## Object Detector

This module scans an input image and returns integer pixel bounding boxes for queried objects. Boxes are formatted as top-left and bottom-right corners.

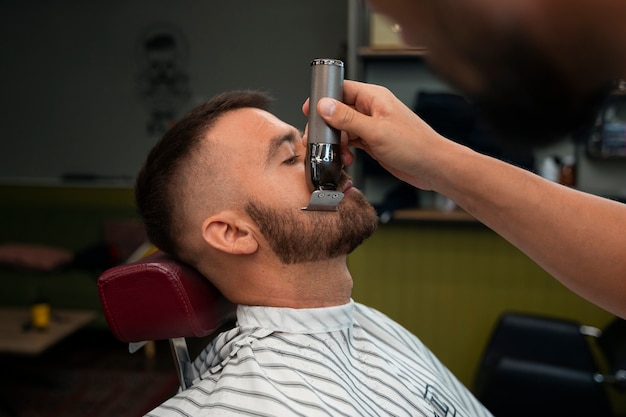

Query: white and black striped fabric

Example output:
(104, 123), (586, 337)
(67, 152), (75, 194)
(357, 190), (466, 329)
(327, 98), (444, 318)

(146, 300), (492, 417)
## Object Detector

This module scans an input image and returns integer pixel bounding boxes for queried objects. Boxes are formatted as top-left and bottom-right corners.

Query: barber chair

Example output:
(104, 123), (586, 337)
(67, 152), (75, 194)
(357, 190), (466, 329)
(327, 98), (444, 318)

(97, 251), (236, 390)
(473, 312), (626, 417)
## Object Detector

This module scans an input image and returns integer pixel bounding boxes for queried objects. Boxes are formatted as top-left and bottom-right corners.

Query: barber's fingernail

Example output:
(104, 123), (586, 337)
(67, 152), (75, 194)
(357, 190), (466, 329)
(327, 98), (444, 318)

(318, 98), (336, 117)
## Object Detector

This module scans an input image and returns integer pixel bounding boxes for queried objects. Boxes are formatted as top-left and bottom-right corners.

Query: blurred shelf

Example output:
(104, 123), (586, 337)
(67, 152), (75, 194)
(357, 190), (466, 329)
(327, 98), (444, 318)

(358, 46), (429, 59)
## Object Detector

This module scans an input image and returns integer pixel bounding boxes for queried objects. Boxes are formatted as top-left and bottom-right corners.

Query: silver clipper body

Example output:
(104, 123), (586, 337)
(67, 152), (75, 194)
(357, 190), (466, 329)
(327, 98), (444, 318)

(303, 58), (345, 211)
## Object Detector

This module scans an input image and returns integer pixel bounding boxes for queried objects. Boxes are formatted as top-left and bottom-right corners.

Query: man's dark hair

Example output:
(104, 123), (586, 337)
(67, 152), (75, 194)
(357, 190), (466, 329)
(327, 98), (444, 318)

(135, 90), (272, 259)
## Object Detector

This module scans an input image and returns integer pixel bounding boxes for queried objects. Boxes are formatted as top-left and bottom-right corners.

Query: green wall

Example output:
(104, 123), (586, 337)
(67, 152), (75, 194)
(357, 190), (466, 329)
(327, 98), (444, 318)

(348, 220), (614, 388)
(0, 185), (138, 328)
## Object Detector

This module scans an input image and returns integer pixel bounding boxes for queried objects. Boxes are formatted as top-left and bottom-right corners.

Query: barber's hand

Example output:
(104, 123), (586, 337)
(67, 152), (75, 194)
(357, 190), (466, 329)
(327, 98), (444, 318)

(302, 80), (445, 190)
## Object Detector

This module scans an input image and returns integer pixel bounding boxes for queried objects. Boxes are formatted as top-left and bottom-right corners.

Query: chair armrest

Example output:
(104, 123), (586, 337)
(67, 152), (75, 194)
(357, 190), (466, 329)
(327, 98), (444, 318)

(477, 356), (612, 417)
(481, 312), (597, 370)
(97, 251), (235, 343)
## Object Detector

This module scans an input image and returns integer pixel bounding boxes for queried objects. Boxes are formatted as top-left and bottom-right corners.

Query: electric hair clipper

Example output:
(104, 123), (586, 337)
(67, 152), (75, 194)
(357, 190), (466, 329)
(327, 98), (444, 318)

(302, 58), (345, 211)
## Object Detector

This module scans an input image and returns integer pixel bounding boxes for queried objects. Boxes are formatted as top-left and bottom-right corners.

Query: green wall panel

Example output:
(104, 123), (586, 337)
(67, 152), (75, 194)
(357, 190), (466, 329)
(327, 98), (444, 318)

(348, 221), (614, 388)
(0, 185), (138, 328)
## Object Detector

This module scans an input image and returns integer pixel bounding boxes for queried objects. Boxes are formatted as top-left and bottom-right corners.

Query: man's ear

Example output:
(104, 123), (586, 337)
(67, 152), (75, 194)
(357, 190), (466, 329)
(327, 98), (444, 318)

(201, 212), (259, 255)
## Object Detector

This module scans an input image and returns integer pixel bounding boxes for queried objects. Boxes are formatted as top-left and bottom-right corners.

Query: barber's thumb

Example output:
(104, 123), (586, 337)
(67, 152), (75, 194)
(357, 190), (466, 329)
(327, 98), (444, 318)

(318, 97), (362, 134)
(318, 97), (337, 118)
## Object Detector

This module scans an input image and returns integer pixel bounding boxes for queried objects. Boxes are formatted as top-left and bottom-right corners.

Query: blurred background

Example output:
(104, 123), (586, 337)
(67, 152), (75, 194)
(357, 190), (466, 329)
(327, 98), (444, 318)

(0, 1), (625, 416)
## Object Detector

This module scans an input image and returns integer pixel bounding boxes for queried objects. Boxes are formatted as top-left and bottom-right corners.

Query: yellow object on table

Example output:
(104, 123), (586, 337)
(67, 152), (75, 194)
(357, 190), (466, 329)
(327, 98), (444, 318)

(31, 302), (51, 330)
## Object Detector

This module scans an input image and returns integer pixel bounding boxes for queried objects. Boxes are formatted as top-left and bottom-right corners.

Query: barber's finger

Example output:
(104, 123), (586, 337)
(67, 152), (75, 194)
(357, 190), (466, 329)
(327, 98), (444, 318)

(340, 140), (354, 167)
(302, 98), (310, 116)
(301, 123), (309, 147)
(340, 80), (367, 107)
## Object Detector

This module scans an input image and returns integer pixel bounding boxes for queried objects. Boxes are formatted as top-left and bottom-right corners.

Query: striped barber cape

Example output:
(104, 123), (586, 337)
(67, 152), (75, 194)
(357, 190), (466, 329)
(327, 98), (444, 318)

(146, 300), (493, 417)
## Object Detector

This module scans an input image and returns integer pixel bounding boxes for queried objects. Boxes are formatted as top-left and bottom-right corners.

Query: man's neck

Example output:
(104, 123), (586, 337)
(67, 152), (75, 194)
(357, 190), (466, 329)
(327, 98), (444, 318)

(228, 256), (353, 309)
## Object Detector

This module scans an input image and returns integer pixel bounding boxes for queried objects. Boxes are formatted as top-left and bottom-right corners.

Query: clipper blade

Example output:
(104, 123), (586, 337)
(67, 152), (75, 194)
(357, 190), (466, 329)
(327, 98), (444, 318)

(302, 190), (345, 211)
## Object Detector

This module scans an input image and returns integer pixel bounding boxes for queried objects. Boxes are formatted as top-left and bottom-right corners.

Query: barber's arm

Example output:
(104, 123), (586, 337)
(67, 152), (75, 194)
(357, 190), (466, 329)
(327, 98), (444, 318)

(307, 79), (626, 319)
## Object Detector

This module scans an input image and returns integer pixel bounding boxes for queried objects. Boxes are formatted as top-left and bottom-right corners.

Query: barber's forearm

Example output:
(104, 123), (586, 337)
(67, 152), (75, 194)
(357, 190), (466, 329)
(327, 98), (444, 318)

(429, 143), (626, 318)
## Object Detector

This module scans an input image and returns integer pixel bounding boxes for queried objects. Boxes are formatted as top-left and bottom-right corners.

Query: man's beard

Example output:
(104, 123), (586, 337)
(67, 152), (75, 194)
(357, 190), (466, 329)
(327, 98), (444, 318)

(245, 188), (379, 264)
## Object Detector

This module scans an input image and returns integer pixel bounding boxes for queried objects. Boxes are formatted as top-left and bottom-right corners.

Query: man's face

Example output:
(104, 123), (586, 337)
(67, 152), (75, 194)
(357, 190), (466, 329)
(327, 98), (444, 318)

(208, 108), (378, 263)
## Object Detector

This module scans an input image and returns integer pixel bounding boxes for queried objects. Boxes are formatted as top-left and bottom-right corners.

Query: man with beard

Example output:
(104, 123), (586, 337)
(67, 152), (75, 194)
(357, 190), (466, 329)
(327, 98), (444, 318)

(135, 91), (493, 417)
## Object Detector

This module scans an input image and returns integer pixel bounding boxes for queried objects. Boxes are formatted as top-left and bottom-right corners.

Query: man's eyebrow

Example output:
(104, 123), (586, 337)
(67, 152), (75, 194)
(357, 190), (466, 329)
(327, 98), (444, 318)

(265, 130), (299, 167)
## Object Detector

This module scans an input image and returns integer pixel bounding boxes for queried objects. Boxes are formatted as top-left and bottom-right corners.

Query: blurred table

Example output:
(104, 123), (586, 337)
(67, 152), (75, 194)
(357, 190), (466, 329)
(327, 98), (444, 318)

(0, 308), (95, 355)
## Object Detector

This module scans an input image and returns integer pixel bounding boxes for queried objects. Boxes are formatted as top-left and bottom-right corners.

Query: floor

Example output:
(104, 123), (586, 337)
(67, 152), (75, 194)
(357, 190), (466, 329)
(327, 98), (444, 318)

(0, 327), (216, 417)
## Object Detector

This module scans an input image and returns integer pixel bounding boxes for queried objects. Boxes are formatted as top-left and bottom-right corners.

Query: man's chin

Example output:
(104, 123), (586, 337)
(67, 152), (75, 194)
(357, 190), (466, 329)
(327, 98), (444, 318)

(339, 187), (375, 212)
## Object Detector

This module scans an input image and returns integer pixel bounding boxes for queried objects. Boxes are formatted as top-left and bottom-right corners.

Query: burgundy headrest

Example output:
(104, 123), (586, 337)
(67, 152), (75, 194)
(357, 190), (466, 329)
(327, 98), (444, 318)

(97, 251), (236, 343)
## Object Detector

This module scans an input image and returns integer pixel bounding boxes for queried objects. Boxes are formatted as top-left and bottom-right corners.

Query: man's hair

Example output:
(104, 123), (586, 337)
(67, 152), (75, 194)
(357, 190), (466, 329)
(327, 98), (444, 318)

(135, 90), (272, 259)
